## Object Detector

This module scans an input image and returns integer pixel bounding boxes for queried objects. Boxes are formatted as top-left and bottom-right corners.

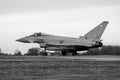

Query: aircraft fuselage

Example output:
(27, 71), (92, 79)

(16, 21), (108, 55)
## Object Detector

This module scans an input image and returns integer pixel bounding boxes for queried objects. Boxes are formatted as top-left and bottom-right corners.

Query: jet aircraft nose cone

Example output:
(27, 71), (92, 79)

(16, 37), (29, 43)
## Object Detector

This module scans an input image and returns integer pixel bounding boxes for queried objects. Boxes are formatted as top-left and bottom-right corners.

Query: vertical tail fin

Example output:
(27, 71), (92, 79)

(83, 21), (109, 41)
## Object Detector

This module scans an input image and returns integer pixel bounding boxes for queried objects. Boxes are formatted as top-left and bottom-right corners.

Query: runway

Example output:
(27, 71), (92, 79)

(0, 55), (120, 61)
(0, 56), (120, 80)
(46, 55), (120, 61)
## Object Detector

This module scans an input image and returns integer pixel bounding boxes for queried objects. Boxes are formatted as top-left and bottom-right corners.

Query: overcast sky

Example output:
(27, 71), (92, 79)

(0, 0), (120, 54)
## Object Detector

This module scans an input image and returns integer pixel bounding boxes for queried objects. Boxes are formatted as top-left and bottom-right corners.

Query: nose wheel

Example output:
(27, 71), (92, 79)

(72, 51), (77, 56)
(39, 44), (48, 56)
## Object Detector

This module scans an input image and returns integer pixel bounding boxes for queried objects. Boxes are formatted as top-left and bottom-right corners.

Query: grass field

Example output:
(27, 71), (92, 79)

(0, 56), (120, 80)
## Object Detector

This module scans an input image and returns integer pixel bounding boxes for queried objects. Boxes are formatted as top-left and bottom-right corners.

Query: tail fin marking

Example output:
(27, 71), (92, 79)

(83, 21), (109, 41)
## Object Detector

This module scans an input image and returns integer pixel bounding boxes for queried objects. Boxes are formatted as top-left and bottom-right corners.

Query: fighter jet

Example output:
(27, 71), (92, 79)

(16, 21), (109, 55)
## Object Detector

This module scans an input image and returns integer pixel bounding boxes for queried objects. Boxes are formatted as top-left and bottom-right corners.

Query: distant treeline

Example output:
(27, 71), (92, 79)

(24, 45), (120, 55)
(0, 45), (120, 56)
(24, 48), (47, 56)
(83, 45), (120, 55)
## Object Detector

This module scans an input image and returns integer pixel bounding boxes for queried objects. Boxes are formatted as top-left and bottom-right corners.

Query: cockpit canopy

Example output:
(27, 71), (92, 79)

(29, 32), (46, 37)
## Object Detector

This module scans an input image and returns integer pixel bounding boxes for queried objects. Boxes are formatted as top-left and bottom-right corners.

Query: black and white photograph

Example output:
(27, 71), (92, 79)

(0, 0), (120, 80)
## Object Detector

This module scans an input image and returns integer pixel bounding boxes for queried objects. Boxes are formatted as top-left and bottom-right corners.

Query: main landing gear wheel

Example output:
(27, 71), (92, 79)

(61, 51), (67, 56)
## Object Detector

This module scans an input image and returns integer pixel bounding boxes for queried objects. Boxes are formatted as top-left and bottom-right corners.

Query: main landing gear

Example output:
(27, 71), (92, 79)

(61, 51), (78, 56)
(61, 51), (67, 56)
